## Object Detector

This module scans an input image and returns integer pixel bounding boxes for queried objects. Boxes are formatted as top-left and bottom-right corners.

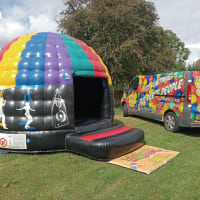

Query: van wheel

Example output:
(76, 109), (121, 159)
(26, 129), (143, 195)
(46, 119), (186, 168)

(122, 104), (128, 117)
(164, 112), (179, 132)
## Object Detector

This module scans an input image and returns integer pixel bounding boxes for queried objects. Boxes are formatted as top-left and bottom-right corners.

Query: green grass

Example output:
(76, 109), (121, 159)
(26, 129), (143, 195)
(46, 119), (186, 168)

(1, 107), (200, 200)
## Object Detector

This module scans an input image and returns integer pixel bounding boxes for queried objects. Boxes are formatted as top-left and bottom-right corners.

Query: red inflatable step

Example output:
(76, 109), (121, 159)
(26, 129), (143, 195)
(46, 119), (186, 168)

(80, 126), (133, 141)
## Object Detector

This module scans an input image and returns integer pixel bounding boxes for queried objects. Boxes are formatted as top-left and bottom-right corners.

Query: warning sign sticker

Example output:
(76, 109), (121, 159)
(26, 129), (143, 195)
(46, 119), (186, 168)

(0, 133), (27, 149)
(0, 138), (7, 147)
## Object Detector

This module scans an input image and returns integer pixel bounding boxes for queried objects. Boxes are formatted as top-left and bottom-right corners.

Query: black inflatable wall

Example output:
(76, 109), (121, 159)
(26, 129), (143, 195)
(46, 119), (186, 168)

(3, 85), (74, 131)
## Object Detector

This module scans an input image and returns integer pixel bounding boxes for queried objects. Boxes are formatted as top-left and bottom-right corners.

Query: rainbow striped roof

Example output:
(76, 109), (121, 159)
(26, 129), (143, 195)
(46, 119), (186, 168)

(0, 32), (112, 90)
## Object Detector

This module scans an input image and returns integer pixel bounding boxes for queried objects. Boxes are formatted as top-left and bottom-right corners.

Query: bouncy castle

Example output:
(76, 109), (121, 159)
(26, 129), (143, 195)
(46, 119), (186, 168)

(0, 32), (144, 160)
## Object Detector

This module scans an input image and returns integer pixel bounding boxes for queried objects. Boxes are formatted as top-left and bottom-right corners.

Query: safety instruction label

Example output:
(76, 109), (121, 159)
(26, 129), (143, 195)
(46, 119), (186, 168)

(0, 133), (27, 149)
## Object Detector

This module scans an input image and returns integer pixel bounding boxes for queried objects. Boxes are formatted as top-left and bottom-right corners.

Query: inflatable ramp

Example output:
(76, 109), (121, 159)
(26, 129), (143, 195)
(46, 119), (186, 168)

(66, 125), (144, 160)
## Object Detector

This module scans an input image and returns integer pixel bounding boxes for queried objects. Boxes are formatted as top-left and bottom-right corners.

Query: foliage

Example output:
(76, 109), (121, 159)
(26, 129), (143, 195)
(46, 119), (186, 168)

(57, 0), (190, 88)
(165, 30), (190, 71)
(195, 59), (200, 67)
(186, 61), (200, 71)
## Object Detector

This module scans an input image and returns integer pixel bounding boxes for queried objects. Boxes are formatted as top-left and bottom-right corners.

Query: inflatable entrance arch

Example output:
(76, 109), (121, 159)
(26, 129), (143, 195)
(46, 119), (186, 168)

(0, 32), (144, 160)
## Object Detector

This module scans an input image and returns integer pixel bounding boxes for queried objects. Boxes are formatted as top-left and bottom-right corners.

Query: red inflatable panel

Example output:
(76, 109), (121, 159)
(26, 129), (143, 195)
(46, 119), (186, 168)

(80, 126), (133, 141)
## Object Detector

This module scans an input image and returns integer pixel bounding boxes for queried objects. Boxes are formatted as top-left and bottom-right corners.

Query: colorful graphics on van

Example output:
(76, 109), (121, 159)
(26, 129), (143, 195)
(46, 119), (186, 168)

(122, 72), (185, 117)
(191, 71), (200, 122)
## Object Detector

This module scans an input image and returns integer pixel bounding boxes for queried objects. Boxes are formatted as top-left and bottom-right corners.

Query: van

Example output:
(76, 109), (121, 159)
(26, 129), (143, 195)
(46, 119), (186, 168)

(121, 71), (200, 132)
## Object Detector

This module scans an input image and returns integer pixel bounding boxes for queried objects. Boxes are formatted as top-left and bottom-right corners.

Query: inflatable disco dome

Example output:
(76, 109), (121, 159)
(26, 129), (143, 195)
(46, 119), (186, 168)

(0, 32), (144, 160)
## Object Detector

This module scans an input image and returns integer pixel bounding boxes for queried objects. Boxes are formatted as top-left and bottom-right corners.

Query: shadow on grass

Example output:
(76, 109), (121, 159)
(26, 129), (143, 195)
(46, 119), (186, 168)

(113, 119), (125, 126)
(128, 114), (163, 127)
(126, 115), (200, 137)
(179, 128), (200, 137)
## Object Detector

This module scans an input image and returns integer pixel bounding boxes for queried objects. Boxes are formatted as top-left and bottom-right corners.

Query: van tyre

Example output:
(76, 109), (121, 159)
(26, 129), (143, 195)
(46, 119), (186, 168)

(122, 104), (128, 117)
(164, 112), (179, 132)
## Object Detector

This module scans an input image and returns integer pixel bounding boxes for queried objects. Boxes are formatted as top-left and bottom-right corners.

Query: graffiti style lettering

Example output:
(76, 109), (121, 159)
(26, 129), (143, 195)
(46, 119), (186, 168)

(195, 76), (200, 82)
(161, 79), (183, 95)
(178, 79), (183, 90)
(121, 72), (185, 117)
(159, 75), (171, 84)
(140, 97), (146, 105)
(147, 89), (160, 101)
(145, 75), (171, 91)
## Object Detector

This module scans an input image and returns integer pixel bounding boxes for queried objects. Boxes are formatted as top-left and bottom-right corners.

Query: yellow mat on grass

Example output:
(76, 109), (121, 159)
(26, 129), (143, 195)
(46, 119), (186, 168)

(109, 145), (179, 174)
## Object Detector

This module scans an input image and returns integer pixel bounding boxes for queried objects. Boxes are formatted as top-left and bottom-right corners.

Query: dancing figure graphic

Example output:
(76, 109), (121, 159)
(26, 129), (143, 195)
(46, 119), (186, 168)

(17, 90), (35, 130)
(0, 91), (7, 129)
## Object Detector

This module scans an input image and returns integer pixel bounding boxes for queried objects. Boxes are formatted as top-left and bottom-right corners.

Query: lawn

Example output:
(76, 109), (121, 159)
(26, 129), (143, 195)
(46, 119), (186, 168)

(1, 107), (200, 200)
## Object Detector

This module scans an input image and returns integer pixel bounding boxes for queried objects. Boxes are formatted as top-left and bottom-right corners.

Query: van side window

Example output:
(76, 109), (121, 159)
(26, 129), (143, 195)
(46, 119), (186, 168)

(129, 77), (139, 93)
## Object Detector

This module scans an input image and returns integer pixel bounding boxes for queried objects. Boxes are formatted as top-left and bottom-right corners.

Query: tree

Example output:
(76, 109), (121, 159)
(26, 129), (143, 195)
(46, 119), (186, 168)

(186, 59), (200, 71)
(195, 59), (200, 68)
(57, 0), (190, 88)
(165, 30), (190, 71)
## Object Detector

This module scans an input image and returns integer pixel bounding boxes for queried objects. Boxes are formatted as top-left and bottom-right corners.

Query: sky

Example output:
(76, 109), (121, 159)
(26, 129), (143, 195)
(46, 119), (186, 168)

(151, 0), (200, 64)
(0, 0), (199, 64)
(0, 0), (64, 47)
